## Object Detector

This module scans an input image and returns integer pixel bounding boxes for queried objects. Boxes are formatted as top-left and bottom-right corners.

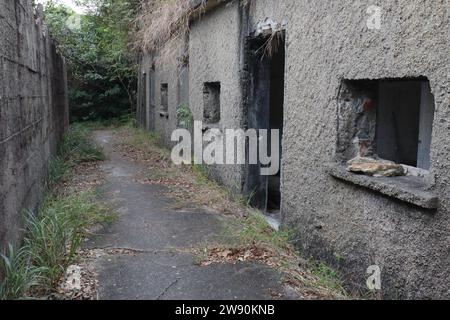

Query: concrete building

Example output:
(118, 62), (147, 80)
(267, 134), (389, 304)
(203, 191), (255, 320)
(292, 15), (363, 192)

(137, 0), (449, 299)
(0, 1), (69, 251)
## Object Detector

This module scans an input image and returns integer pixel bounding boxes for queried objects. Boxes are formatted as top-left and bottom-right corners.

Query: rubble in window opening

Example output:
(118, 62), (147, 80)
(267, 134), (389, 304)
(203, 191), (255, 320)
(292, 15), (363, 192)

(347, 156), (406, 177)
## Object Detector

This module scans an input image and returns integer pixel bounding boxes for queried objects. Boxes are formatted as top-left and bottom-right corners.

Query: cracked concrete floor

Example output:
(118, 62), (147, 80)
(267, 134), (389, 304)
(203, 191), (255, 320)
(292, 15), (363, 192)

(86, 130), (299, 300)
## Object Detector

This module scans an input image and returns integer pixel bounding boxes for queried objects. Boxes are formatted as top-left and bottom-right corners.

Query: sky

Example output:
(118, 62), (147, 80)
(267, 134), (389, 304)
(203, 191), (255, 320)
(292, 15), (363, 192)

(35, 0), (88, 14)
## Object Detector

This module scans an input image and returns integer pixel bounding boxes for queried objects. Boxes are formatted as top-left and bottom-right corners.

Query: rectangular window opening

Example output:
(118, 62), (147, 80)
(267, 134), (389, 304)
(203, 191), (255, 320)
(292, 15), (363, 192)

(161, 83), (168, 113)
(203, 82), (221, 124)
(337, 78), (435, 171)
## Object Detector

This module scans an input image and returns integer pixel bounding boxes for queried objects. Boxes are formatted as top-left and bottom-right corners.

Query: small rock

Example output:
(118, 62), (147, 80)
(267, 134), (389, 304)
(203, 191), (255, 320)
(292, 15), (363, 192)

(65, 265), (82, 291)
(347, 157), (406, 177)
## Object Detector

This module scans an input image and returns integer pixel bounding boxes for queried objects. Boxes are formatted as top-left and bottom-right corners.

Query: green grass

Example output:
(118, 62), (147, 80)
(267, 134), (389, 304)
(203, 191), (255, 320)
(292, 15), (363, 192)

(222, 209), (292, 251)
(229, 188), (257, 208)
(24, 193), (112, 289)
(191, 164), (211, 186)
(224, 208), (348, 297)
(130, 127), (163, 149)
(239, 210), (292, 250)
(46, 123), (105, 190)
(57, 124), (105, 165)
(47, 156), (69, 188)
(0, 123), (112, 300)
(311, 262), (347, 294)
(0, 245), (44, 300)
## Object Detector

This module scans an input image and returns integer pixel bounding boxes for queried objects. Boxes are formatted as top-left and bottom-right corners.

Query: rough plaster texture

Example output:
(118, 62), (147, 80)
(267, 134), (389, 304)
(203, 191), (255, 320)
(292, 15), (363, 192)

(138, 0), (450, 299)
(0, 0), (69, 252)
(188, 2), (244, 192)
(326, 163), (439, 210)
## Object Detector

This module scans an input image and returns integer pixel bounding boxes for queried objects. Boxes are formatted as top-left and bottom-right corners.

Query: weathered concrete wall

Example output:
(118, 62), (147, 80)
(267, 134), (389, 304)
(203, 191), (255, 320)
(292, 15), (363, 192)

(138, 39), (187, 147)
(0, 0), (69, 251)
(276, 0), (449, 299)
(138, 0), (450, 299)
(153, 40), (183, 147)
(189, 2), (244, 192)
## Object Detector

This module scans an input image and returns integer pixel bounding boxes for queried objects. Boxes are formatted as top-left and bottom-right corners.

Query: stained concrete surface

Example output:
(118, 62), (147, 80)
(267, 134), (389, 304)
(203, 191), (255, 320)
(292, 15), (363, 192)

(96, 252), (289, 300)
(88, 131), (297, 300)
(0, 1), (69, 253)
(326, 164), (438, 210)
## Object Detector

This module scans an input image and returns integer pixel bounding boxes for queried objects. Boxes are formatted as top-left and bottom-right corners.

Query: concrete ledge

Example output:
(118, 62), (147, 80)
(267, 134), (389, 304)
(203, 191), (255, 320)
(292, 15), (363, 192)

(326, 163), (438, 210)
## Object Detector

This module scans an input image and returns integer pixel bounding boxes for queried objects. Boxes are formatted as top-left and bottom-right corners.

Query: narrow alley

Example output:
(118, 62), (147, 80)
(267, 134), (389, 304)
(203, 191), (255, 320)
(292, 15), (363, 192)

(76, 129), (343, 300)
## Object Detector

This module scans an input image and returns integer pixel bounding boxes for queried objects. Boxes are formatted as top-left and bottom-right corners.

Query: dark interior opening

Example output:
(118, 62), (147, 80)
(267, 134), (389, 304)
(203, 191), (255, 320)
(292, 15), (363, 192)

(161, 83), (168, 112)
(203, 82), (221, 124)
(148, 66), (156, 130)
(245, 32), (286, 215)
(267, 39), (285, 212)
(141, 71), (147, 127)
(337, 78), (435, 170)
(377, 80), (435, 169)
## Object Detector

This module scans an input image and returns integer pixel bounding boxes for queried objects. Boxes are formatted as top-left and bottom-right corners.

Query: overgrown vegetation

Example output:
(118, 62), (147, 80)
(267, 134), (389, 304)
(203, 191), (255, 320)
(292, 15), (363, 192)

(211, 209), (350, 299)
(134, 0), (199, 53)
(311, 262), (347, 294)
(47, 124), (105, 188)
(0, 245), (43, 300)
(0, 123), (351, 300)
(0, 125), (111, 300)
(41, 0), (138, 121)
(133, 0), (209, 69)
(231, 209), (292, 250)
(176, 103), (194, 130)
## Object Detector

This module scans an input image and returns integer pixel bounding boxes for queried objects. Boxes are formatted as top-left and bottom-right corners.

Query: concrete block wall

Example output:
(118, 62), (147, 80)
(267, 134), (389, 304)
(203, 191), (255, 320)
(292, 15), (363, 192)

(0, 0), (69, 251)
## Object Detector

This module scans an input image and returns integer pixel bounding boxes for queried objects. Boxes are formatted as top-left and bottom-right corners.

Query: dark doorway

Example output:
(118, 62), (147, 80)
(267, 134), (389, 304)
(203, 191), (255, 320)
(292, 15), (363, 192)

(245, 32), (285, 216)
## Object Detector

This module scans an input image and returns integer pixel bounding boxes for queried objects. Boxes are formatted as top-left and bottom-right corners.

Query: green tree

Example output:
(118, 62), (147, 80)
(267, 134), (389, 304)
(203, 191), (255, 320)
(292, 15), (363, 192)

(42, 0), (138, 122)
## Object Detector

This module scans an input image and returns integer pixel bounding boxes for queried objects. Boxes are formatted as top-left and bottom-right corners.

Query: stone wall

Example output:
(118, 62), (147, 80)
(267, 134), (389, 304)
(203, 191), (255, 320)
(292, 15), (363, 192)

(138, 0), (450, 299)
(0, 0), (69, 251)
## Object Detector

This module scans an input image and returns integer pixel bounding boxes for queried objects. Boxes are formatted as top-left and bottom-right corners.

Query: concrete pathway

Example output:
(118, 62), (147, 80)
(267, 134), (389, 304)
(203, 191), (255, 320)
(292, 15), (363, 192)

(87, 130), (298, 300)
